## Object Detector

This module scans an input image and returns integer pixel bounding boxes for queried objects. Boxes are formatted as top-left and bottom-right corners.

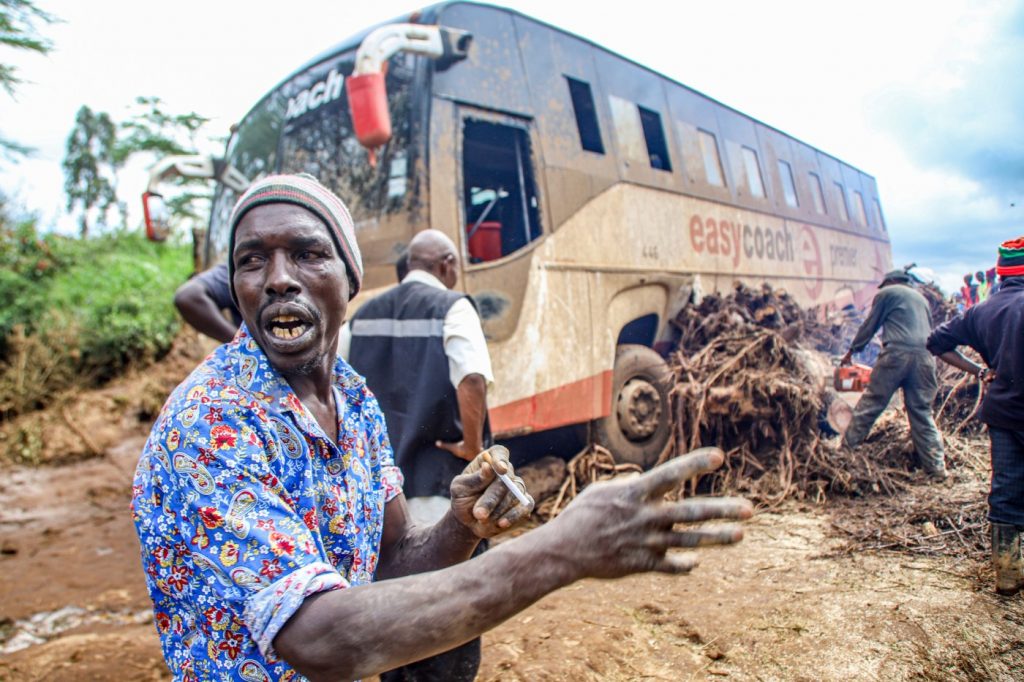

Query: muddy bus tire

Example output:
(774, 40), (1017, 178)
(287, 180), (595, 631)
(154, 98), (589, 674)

(592, 344), (672, 469)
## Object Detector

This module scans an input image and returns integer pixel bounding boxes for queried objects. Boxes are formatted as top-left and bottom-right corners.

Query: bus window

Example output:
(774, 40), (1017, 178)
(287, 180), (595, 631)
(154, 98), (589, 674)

(742, 146), (765, 198)
(638, 106), (672, 172)
(608, 95), (647, 166)
(279, 51), (416, 223)
(834, 181), (850, 222)
(207, 96), (285, 262)
(872, 199), (887, 231)
(698, 130), (725, 187)
(566, 77), (604, 154)
(462, 119), (542, 263)
(852, 190), (868, 228)
(778, 160), (798, 208)
(808, 172), (826, 214)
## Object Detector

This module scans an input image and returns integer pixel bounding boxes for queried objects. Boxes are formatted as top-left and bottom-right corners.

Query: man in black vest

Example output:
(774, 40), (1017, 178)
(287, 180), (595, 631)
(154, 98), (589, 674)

(342, 229), (495, 681)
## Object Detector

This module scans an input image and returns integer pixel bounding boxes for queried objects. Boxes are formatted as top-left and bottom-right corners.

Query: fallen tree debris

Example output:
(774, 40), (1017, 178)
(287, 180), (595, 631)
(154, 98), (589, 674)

(536, 445), (641, 520)
(532, 282), (990, 567)
(828, 477), (989, 561)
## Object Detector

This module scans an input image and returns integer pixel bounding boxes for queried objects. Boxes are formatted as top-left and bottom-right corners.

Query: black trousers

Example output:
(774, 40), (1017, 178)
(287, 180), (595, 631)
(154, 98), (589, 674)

(989, 427), (1024, 527)
(379, 540), (488, 682)
(378, 639), (481, 682)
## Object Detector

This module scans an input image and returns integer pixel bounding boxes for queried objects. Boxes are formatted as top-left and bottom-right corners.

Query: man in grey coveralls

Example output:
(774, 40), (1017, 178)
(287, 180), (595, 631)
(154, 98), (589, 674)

(840, 269), (947, 481)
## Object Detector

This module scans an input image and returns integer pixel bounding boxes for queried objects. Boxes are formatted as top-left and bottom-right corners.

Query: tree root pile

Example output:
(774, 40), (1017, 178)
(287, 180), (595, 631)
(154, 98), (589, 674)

(535, 445), (641, 521)
(670, 283), (808, 355)
(670, 330), (836, 505)
(533, 282), (992, 566)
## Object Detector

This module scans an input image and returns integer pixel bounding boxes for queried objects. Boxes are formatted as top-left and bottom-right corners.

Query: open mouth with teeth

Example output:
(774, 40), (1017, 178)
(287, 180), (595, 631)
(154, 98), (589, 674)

(267, 314), (312, 341)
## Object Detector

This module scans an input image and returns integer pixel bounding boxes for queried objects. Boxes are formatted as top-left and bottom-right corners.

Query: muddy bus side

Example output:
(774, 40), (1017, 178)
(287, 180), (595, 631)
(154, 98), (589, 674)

(423, 2), (891, 464)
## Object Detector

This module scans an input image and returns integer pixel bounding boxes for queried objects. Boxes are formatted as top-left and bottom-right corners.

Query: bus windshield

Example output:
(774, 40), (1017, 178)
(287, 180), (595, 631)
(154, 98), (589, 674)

(207, 49), (418, 265)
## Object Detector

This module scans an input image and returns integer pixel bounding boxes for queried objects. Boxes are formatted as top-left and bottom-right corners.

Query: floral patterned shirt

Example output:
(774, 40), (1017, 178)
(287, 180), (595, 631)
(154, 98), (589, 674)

(130, 325), (403, 681)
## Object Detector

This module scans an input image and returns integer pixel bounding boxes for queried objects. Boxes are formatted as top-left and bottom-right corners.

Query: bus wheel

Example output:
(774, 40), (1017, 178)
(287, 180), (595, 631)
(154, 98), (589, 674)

(592, 344), (672, 469)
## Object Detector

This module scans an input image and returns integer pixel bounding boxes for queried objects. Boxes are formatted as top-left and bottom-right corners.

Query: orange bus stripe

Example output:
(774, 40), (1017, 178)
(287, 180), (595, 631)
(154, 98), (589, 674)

(489, 370), (614, 437)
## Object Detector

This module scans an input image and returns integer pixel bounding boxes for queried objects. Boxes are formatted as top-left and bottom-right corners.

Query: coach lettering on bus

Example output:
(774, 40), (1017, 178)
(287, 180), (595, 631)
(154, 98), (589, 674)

(690, 214), (795, 266)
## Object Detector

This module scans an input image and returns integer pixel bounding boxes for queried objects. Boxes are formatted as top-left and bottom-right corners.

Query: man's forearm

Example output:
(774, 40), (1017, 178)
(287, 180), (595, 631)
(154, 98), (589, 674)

(375, 508), (480, 581)
(456, 373), (487, 452)
(939, 350), (983, 375)
(175, 289), (237, 343)
(276, 449), (753, 682)
(276, 523), (573, 681)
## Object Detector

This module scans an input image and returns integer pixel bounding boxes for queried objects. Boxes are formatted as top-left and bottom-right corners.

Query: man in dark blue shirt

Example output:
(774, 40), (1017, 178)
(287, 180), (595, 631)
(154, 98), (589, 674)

(173, 263), (241, 343)
(928, 237), (1024, 596)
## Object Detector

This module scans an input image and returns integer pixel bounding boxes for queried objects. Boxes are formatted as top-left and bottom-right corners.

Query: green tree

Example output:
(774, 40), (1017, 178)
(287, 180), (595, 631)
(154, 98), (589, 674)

(116, 96), (216, 227)
(0, 0), (57, 159)
(62, 105), (119, 237)
(62, 97), (218, 239)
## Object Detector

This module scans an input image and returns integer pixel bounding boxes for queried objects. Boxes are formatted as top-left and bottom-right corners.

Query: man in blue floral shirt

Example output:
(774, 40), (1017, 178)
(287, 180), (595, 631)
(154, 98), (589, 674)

(131, 174), (753, 682)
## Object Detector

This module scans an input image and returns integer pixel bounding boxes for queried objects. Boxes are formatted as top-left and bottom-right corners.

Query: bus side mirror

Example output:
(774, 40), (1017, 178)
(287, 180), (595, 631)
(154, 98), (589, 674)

(142, 191), (171, 242)
(347, 72), (392, 150)
(346, 24), (472, 156)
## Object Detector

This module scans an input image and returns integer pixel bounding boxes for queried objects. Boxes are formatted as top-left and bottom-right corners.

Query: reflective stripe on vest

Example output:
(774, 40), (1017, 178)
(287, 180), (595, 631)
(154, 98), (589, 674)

(350, 318), (445, 338)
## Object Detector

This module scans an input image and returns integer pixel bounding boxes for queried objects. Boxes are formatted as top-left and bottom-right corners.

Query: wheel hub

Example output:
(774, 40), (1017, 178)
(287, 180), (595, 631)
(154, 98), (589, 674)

(616, 378), (662, 441)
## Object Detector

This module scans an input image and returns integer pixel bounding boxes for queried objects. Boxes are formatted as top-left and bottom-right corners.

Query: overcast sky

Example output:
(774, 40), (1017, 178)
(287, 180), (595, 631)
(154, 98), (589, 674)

(1, 0), (1020, 294)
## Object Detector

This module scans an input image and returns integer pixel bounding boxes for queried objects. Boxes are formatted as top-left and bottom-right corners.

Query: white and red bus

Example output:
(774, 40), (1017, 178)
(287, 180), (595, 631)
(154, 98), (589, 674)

(147, 2), (892, 466)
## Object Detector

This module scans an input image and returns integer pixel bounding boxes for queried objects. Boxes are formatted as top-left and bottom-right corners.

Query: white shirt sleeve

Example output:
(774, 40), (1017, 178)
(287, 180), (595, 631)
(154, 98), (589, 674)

(443, 298), (494, 390)
(338, 321), (352, 361)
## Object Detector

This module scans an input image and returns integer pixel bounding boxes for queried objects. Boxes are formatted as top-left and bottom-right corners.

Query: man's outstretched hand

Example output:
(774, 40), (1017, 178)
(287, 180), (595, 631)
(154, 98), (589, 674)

(539, 447), (752, 580)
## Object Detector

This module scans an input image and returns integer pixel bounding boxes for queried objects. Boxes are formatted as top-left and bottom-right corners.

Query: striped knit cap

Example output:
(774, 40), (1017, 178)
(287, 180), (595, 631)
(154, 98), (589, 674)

(227, 173), (363, 300)
(996, 236), (1024, 277)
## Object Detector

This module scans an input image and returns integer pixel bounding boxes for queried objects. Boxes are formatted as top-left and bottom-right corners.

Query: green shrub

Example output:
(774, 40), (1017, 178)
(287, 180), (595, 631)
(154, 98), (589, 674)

(0, 211), (191, 418)
(39, 232), (191, 377)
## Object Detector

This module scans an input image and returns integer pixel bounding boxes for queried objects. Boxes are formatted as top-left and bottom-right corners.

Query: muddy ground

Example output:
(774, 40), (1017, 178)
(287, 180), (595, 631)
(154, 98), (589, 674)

(1, 338), (1022, 681)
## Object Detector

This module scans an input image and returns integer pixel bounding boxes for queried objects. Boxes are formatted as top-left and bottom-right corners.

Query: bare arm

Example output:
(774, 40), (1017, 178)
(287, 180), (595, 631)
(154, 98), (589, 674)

(937, 350), (993, 382)
(376, 448), (530, 580)
(276, 517), (575, 681)
(437, 373), (487, 461)
(373, 494), (480, 580)
(174, 278), (237, 343)
(274, 448), (752, 681)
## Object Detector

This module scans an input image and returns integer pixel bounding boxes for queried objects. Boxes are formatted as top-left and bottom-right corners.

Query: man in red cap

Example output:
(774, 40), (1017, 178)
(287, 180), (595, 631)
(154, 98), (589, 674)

(929, 237), (1024, 595)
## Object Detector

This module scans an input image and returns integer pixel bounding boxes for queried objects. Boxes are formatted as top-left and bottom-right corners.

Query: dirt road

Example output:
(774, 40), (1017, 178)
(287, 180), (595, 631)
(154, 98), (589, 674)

(1, 333), (1021, 680)
(2, 427), (1021, 681)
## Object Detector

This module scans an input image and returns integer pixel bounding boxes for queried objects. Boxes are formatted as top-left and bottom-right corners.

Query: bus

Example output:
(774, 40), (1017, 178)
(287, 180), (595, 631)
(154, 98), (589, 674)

(146, 1), (892, 467)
